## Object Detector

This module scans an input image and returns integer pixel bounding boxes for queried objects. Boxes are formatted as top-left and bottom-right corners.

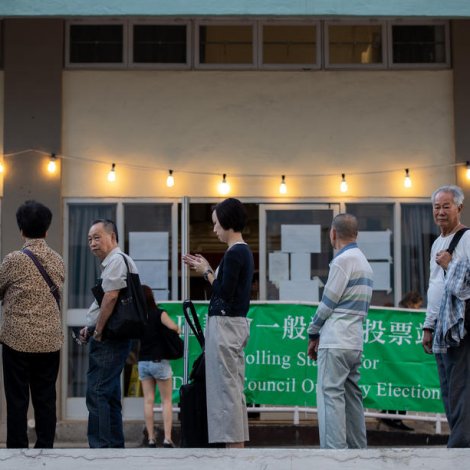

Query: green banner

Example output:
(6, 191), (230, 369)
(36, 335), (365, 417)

(160, 302), (443, 413)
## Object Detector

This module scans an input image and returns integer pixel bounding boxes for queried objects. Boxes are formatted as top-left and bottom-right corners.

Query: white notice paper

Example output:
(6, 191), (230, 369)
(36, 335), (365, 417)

(357, 230), (392, 261)
(268, 252), (289, 285)
(281, 225), (321, 253)
(291, 253), (310, 281)
(370, 261), (391, 293)
(135, 260), (168, 289)
(129, 232), (169, 260)
(279, 279), (321, 302)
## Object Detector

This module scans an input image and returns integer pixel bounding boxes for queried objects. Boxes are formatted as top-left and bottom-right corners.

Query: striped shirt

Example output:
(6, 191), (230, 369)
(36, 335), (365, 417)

(307, 243), (373, 350)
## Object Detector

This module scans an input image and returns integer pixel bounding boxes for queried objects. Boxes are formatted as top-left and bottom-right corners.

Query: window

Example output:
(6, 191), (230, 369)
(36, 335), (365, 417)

(390, 23), (448, 66)
(261, 23), (319, 68)
(326, 22), (384, 67)
(401, 204), (440, 304)
(132, 23), (188, 65)
(261, 205), (337, 301)
(123, 203), (174, 301)
(197, 23), (255, 67)
(67, 203), (116, 397)
(346, 203), (394, 306)
(68, 23), (125, 65)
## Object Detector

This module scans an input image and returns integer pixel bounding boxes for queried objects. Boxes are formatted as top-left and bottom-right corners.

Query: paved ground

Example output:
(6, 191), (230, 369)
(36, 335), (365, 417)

(0, 447), (467, 470)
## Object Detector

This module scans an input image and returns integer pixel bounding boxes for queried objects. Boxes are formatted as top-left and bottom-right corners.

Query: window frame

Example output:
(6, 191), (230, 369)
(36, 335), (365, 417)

(65, 19), (128, 69)
(128, 18), (192, 69)
(388, 19), (451, 69)
(194, 19), (257, 70)
(258, 19), (321, 70)
(324, 19), (387, 70)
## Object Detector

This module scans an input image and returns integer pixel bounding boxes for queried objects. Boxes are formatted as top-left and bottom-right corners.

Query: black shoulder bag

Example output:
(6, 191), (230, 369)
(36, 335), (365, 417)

(22, 249), (60, 309)
(91, 253), (148, 340)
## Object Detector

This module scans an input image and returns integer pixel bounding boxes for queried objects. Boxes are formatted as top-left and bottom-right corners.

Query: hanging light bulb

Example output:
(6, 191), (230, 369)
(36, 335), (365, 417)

(0, 161), (4, 173)
(47, 153), (57, 173)
(107, 163), (116, 182)
(166, 169), (175, 187)
(340, 173), (348, 193)
(404, 168), (412, 188)
(466, 161), (470, 180)
(279, 175), (287, 194)
(218, 173), (230, 195)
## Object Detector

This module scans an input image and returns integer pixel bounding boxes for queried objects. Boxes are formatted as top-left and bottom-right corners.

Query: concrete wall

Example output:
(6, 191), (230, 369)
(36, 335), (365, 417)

(2, 19), (63, 258)
(62, 70), (455, 199)
(453, 21), (470, 223)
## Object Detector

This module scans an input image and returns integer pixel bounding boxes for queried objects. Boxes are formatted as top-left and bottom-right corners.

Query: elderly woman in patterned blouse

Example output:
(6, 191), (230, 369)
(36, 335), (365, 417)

(0, 200), (64, 449)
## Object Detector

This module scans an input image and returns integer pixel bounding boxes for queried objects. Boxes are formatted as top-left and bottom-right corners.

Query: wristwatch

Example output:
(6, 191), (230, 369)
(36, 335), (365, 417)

(93, 330), (102, 339)
(203, 269), (214, 281)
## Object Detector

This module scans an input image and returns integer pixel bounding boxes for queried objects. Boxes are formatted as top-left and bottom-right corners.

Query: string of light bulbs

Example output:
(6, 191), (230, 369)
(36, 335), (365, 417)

(2, 148), (469, 195)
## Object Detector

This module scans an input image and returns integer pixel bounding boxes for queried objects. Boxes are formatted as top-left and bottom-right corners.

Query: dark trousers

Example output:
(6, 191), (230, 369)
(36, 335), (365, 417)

(2, 344), (60, 448)
(436, 333), (470, 448)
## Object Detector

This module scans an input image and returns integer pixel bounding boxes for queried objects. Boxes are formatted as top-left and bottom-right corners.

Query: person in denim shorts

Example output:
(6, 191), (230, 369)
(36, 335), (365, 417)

(138, 285), (180, 448)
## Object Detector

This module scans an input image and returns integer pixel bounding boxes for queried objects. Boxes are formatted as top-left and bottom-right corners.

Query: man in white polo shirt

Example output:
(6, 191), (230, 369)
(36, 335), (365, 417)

(79, 219), (139, 448)
(307, 213), (373, 449)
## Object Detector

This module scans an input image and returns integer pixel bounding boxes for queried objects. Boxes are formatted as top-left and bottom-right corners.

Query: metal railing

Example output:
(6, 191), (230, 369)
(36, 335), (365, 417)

(153, 405), (448, 434)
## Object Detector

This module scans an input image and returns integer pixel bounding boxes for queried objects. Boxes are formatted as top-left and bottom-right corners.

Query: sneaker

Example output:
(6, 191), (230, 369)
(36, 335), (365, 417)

(147, 439), (157, 448)
(162, 439), (175, 448)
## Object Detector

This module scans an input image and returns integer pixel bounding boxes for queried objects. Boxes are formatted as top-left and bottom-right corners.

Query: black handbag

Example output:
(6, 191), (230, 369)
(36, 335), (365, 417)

(159, 322), (184, 360)
(179, 300), (209, 448)
(182, 300), (206, 381)
(91, 253), (148, 340)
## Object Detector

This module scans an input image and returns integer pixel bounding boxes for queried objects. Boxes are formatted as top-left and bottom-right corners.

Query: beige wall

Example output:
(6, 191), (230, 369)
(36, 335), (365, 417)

(62, 70), (455, 199)
(0, 72), (3, 197)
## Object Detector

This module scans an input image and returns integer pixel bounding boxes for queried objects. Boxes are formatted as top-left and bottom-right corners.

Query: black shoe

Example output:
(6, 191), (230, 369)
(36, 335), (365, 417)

(380, 418), (413, 431)
(147, 439), (157, 448)
(162, 439), (175, 448)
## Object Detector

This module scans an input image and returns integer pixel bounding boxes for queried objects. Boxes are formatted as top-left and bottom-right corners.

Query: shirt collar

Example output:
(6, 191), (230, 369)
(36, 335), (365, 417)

(22, 238), (47, 249)
(100, 246), (122, 270)
(334, 242), (358, 259)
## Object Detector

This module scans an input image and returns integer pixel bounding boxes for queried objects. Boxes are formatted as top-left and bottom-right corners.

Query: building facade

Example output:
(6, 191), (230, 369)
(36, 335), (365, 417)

(1, 1), (470, 428)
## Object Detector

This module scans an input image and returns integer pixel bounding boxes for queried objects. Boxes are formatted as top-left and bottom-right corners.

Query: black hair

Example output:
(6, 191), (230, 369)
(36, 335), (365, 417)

(214, 198), (247, 232)
(16, 200), (52, 238)
(91, 219), (119, 243)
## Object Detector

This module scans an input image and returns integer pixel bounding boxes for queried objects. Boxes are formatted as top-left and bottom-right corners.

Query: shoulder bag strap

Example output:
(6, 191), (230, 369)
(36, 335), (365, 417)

(183, 299), (205, 348)
(118, 252), (130, 272)
(447, 227), (470, 255)
(22, 248), (60, 308)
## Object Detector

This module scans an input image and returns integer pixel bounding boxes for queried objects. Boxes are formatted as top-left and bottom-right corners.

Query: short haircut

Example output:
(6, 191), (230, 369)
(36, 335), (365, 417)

(431, 185), (464, 206)
(332, 213), (358, 240)
(16, 200), (52, 238)
(91, 219), (119, 243)
(213, 198), (247, 232)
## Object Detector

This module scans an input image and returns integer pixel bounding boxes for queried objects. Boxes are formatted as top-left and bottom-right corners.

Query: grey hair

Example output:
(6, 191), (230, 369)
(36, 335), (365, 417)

(431, 185), (464, 206)
(332, 213), (358, 240)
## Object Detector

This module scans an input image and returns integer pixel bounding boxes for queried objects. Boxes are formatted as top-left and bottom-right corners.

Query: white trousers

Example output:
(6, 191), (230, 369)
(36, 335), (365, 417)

(316, 348), (367, 449)
(205, 316), (250, 443)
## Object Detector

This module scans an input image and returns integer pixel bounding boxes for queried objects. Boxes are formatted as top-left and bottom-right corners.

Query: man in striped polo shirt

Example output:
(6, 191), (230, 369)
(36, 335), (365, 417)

(307, 213), (373, 449)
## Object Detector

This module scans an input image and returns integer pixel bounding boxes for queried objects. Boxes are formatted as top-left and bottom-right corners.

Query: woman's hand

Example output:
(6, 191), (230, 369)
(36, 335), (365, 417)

(182, 253), (212, 276)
